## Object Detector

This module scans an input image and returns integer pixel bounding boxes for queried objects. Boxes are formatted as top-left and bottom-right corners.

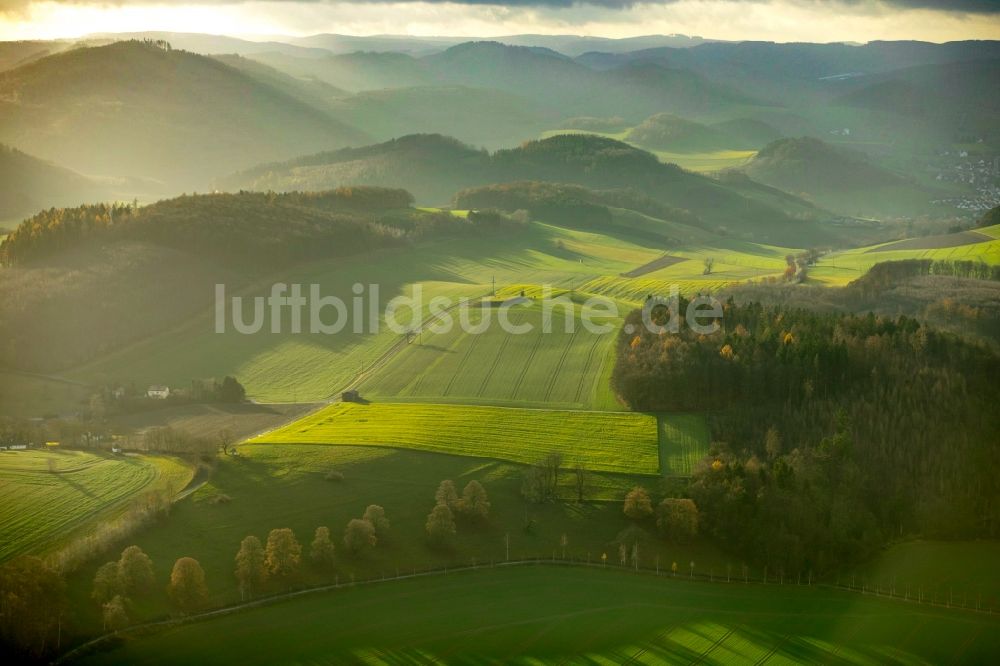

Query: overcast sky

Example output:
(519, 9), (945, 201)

(1, 0), (998, 42)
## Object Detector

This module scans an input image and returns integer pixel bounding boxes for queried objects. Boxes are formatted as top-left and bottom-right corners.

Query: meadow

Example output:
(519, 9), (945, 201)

(841, 540), (1000, 607)
(61, 443), (735, 639)
(0, 450), (193, 561)
(74, 565), (1000, 665)
(249, 402), (663, 475)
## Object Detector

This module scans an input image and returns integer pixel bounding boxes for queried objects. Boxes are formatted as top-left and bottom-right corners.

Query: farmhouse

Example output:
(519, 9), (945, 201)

(147, 385), (170, 399)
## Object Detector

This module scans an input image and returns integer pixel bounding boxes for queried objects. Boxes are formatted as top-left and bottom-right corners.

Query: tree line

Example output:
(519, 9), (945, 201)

(0, 188), (516, 269)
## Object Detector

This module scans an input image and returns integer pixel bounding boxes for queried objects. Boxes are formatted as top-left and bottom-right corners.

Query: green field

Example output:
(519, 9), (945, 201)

(0, 450), (193, 561)
(841, 540), (1000, 608)
(812, 231), (1000, 286)
(360, 301), (622, 410)
(61, 443), (736, 638)
(75, 566), (1000, 665)
(250, 402), (662, 474)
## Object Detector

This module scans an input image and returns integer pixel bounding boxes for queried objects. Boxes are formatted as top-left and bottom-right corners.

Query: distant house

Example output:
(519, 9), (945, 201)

(147, 385), (170, 399)
(112, 386), (126, 400)
(111, 446), (123, 454)
(9, 444), (26, 451)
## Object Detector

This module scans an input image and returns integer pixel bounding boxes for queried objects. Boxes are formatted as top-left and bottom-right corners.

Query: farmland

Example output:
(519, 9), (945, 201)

(360, 301), (622, 409)
(75, 565), (1000, 665)
(249, 402), (663, 474)
(0, 450), (193, 561)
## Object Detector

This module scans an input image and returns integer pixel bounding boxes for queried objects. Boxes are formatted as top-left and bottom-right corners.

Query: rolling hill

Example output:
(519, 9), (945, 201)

(222, 133), (832, 243)
(744, 136), (933, 215)
(626, 113), (736, 152)
(0, 144), (109, 221)
(0, 40), (369, 191)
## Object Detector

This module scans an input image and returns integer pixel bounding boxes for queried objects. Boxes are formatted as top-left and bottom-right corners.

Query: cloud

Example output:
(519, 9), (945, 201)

(1, 0), (998, 14)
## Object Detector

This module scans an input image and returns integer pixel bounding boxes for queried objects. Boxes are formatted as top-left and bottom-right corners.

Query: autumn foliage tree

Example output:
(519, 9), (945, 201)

(310, 527), (336, 568)
(343, 519), (377, 555)
(623, 486), (653, 520)
(656, 498), (700, 542)
(264, 528), (302, 577)
(168, 557), (208, 613)
(426, 503), (456, 545)
(459, 480), (491, 523)
(234, 535), (268, 600)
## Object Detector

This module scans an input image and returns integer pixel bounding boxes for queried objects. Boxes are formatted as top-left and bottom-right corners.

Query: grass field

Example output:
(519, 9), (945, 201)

(61, 443), (736, 638)
(0, 450), (193, 561)
(63, 223), (662, 405)
(841, 540), (1000, 607)
(359, 301), (623, 410)
(75, 566), (1000, 665)
(811, 235), (1000, 286)
(249, 402), (662, 474)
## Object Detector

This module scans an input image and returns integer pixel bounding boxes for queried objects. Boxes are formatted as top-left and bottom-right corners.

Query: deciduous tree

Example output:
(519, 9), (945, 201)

(234, 535), (268, 600)
(118, 545), (155, 597)
(623, 486), (653, 520)
(310, 527), (336, 568)
(264, 528), (302, 577)
(362, 505), (390, 540)
(459, 480), (490, 522)
(426, 503), (456, 545)
(343, 518), (376, 555)
(168, 557), (208, 613)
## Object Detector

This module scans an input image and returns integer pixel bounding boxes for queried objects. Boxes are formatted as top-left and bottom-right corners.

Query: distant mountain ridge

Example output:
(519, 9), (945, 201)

(0, 41), (369, 191)
(0, 144), (109, 221)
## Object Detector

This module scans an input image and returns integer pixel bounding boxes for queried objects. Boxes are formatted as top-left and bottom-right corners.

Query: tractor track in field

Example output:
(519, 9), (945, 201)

(573, 334), (608, 405)
(543, 327), (580, 402)
(476, 320), (516, 398)
(508, 325), (546, 401)
(442, 324), (485, 397)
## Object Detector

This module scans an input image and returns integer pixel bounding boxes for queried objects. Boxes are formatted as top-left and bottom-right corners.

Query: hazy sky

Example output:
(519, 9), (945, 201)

(1, 0), (999, 42)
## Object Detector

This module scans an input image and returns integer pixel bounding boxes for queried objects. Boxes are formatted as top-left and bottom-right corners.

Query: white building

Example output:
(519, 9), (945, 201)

(147, 385), (170, 399)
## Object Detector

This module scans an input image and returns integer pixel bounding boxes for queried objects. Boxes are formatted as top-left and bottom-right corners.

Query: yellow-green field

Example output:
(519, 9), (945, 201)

(0, 450), (193, 561)
(250, 401), (665, 474)
(812, 227), (1000, 286)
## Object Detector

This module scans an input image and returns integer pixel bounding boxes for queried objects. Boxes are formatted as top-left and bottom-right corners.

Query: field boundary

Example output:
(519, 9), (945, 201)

(53, 557), (1000, 664)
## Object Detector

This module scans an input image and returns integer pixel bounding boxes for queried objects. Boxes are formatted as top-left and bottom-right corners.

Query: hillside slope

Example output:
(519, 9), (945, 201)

(0, 41), (369, 191)
(744, 137), (932, 215)
(0, 145), (109, 221)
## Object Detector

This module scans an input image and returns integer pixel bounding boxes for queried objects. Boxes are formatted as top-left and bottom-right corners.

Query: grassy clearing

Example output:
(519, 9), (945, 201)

(250, 402), (660, 475)
(111, 402), (315, 442)
(840, 540), (1000, 607)
(0, 450), (193, 561)
(0, 371), (93, 418)
(76, 566), (1000, 665)
(360, 302), (622, 410)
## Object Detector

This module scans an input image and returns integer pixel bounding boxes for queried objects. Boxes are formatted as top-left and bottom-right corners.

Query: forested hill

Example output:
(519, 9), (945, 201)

(0, 188), (520, 372)
(0, 187), (491, 270)
(221, 133), (831, 244)
(613, 301), (1000, 573)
